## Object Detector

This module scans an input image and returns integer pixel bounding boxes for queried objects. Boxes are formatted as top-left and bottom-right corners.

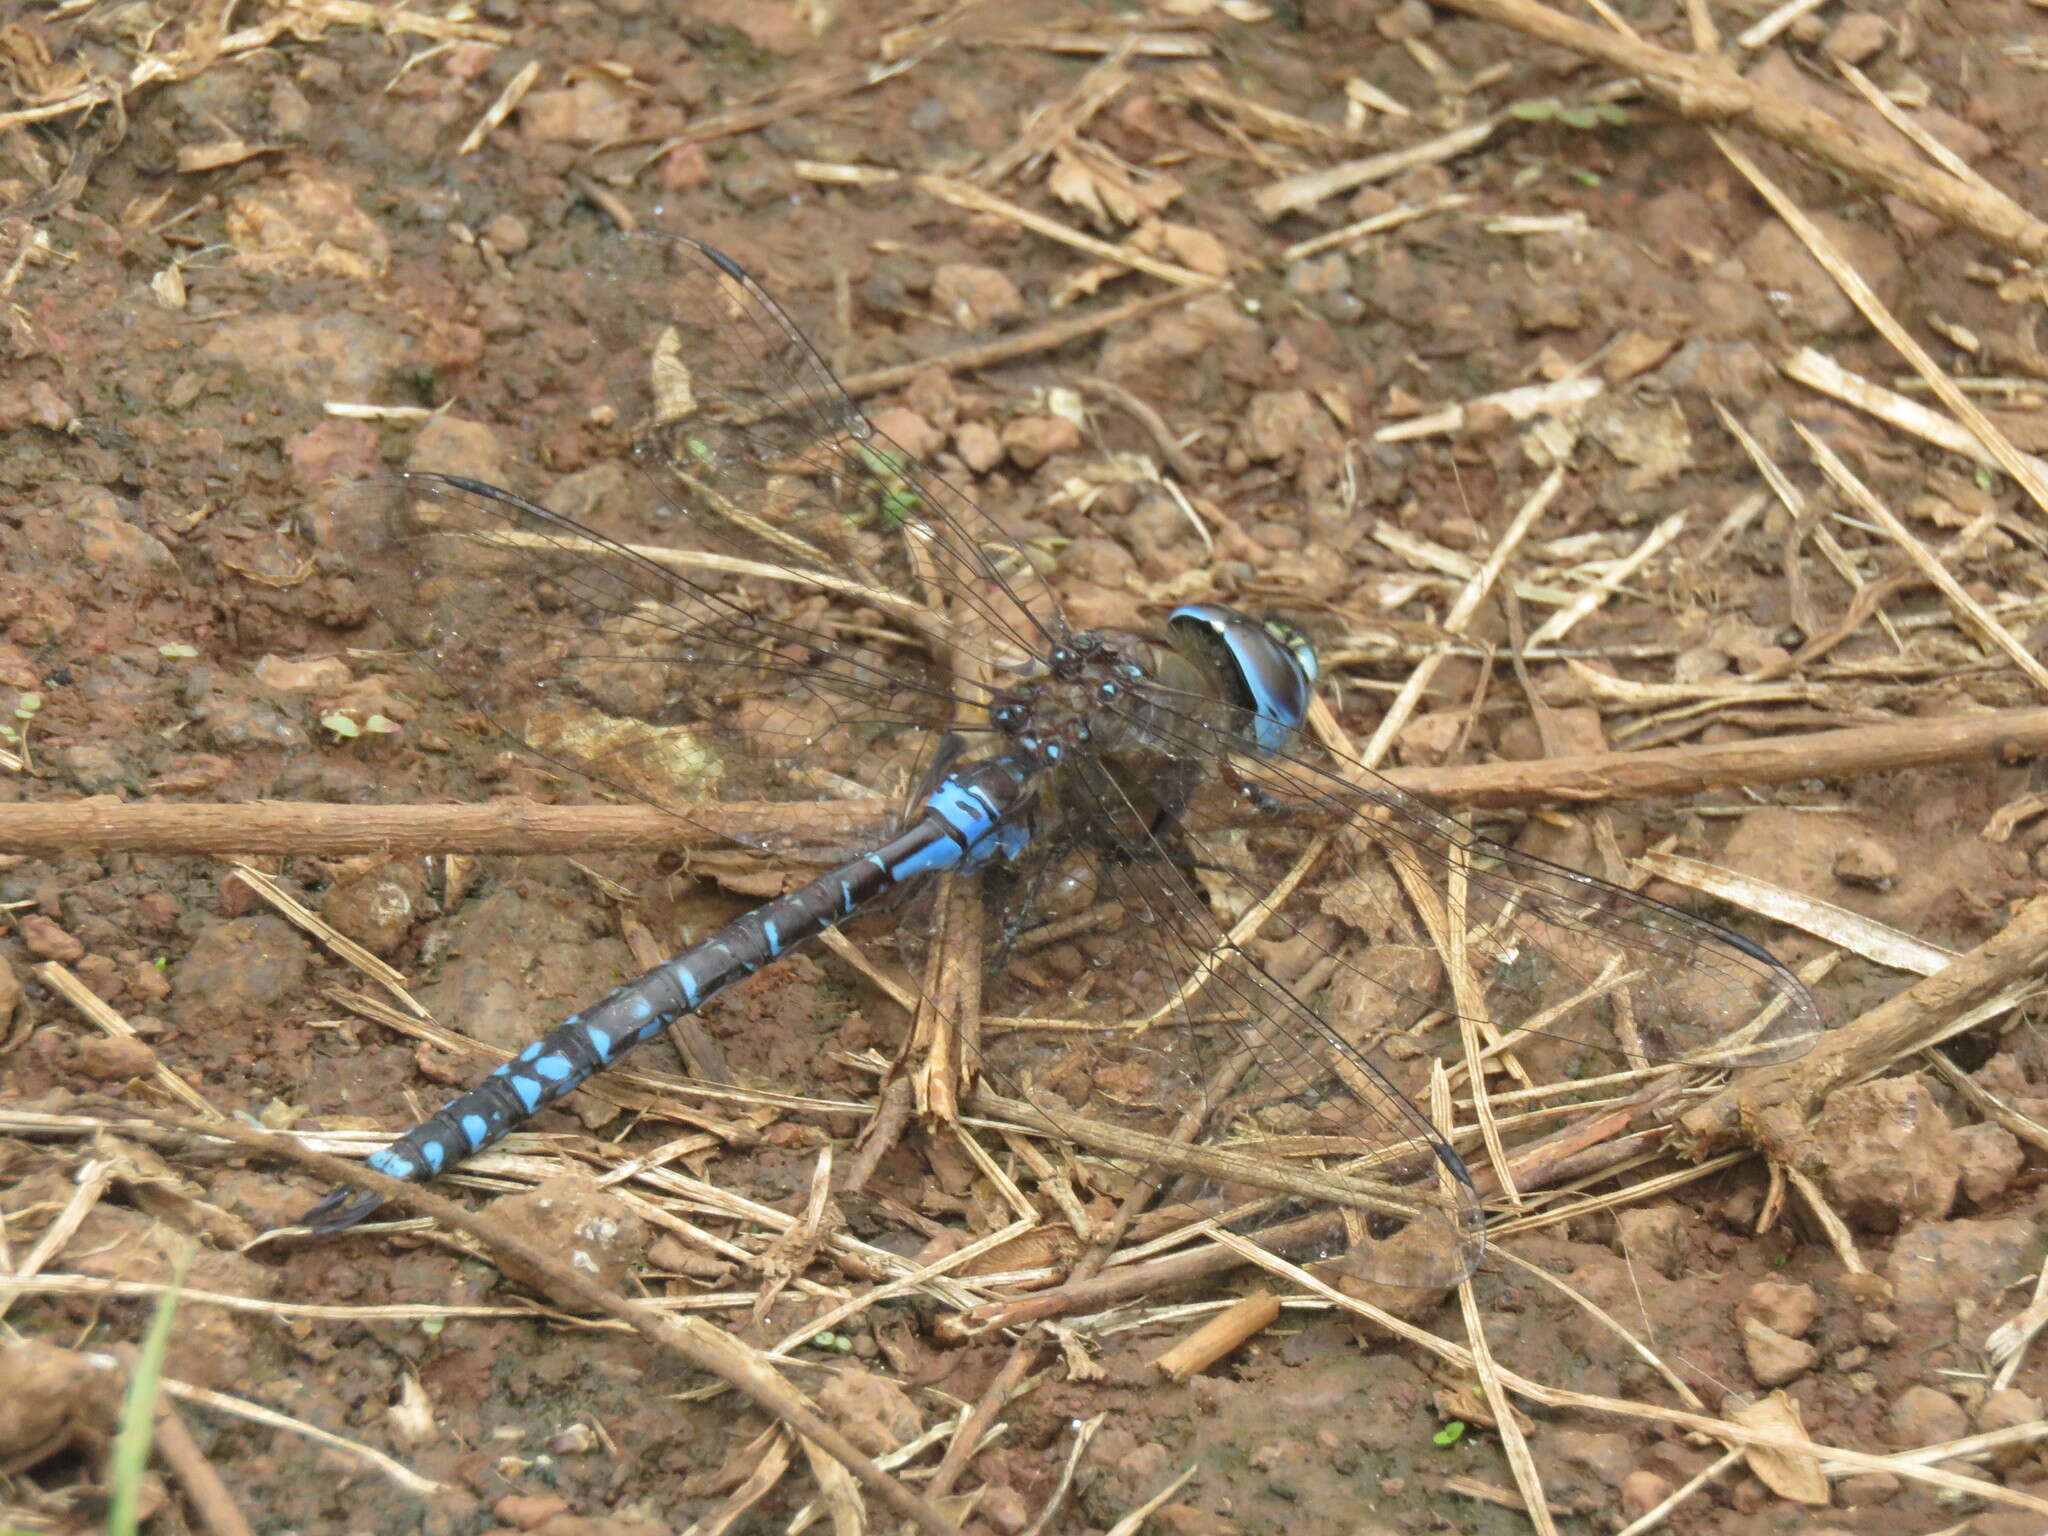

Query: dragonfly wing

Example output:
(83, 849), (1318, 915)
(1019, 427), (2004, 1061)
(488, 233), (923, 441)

(583, 233), (1065, 680)
(1109, 681), (1827, 1075)
(966, 756), (1487, 1290)
(334, 233), (1072, 846)
(331, 471), (945, 847)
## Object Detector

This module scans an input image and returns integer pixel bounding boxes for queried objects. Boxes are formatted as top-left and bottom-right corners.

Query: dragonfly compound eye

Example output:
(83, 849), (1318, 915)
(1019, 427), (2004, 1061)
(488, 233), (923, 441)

(1165, 601), (1313, 756)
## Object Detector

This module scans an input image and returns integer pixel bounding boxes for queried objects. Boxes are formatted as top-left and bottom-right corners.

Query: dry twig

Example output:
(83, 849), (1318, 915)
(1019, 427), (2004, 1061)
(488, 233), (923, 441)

(1428, 0), (2048, 259)
(147, 1116), (962, 1536)
(1682, 895), (2048, 1149)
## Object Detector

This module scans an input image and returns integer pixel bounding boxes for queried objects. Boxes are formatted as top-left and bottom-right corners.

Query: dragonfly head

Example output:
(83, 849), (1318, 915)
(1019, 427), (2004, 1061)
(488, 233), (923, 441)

(1166, 602), (1318, 756)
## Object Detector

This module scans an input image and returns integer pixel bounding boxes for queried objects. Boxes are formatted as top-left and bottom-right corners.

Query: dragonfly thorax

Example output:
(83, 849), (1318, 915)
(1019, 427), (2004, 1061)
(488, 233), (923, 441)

(984, 605), (1318, 769)
(986, 630), (1152, 767)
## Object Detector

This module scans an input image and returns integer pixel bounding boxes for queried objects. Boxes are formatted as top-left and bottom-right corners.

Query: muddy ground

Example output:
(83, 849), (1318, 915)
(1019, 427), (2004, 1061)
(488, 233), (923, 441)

(5, 0), (2048, 1533)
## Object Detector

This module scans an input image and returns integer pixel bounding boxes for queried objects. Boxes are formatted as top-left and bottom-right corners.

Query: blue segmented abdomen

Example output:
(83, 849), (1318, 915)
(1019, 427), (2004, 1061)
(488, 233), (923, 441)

(298, 756), (1035, 1231)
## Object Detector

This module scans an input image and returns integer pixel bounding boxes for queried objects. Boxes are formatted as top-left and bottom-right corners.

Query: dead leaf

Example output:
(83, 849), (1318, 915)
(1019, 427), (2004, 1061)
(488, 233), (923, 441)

(1728, 1391), (1830, 1506)
(1046, 140), (1182, 228)
(177, 139), (281, 173)
(1142, 218), (1230, 277)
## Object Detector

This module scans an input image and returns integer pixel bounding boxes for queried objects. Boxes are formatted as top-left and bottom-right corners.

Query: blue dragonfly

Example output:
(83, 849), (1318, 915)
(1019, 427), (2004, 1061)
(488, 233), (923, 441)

(304, 234), (1823, 1285)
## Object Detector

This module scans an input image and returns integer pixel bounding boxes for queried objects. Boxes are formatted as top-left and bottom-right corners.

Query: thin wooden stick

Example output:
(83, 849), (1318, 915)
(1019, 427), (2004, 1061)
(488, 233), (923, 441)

(36, 964), (219, 1117)
(1151, 1291), (1280, 1382)
(926, 1340), (1041, 1505)
(1427, 0), (2048, 260)
(916, 174), (1226, 289)
(1682, 894), (2048, 1148)
(150, 1116), (963, 1536)
(8, 708), (2048, 859)
(1362, 466), (1562, 766)
(1440, 1066), (1556, 1536)
(835, 286), (1197, 399)
(157, 1374), (442, 1496)
(1714, 132), (2048, 524)
(150, 1397), (258, 1536)
(0, 798), (888, 857)
(1792, 420), (2048, 693)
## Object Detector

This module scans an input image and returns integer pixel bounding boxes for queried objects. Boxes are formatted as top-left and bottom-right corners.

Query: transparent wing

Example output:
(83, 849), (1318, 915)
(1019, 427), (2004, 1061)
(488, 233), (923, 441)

(331, 471), (956, 844)
(962, 756), (1485, 1288)
(987, 675), (1826, 1122)
(330, 234), (1067, 844)
(1124, 681), (1826, 1074)
(581, 232), (1064, 680)
(1171, 696), (1826, 1073)
(953, 682), (1824, 1289)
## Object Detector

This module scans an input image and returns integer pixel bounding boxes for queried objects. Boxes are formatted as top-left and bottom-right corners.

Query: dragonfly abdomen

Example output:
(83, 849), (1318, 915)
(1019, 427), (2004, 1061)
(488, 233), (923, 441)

(300, 755), (1035, 1231)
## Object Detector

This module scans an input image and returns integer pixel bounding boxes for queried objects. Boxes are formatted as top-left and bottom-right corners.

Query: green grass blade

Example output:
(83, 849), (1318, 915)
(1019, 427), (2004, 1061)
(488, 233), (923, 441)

(106, 1243), (193, 1536)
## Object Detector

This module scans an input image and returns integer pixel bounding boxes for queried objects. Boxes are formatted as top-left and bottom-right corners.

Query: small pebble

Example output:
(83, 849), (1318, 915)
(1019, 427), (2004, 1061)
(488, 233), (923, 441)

(1000, 415), (1080, 471)
(980, 1485), (1028, 1536)
(954, 420), (1003, 475)
(1619, 1469), (1673, 1519)
(1956, 1123), (2025, 1205)
(1886, 1384), (1969, 1447)
(1824, 12), (1890, 63)
(1742, 1316), (1819, 1387)
(482, 212), (530, 255)
(19, 914), (85, 963)
(492, 1492), (570, 1531)
(1832, 834), (1898, 889)
(1743, 1279), (1819, 1338)
(932, 264), (1024, 329)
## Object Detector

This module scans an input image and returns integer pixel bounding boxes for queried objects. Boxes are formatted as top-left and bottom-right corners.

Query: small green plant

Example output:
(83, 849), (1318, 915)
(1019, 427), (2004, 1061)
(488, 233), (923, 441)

(322, 711), (398, 740)
(1433, 1421), (1467, 1448)
(107, 1246), (192, 1536)
(1507, 98), (1630, 130)
(855, 443), (923, 526)
(157, 642), (198, 660)
(3, 691), (41, 758)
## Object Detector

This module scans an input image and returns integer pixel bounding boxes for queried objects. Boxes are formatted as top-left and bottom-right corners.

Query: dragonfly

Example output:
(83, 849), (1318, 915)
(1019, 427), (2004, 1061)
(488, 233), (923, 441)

(301, 233), (1824, 1286)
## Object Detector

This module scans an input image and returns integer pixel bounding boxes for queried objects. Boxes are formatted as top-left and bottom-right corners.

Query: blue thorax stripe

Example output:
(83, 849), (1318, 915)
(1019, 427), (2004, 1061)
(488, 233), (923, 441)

(925, 775), (1003, 845)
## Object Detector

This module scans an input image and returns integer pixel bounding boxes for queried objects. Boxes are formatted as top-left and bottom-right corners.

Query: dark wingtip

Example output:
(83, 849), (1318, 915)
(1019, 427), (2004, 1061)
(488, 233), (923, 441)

(1433, 1140), (1478, 1192)
(295, 1187), (388, 1235)
(691, 238), (747, 281)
